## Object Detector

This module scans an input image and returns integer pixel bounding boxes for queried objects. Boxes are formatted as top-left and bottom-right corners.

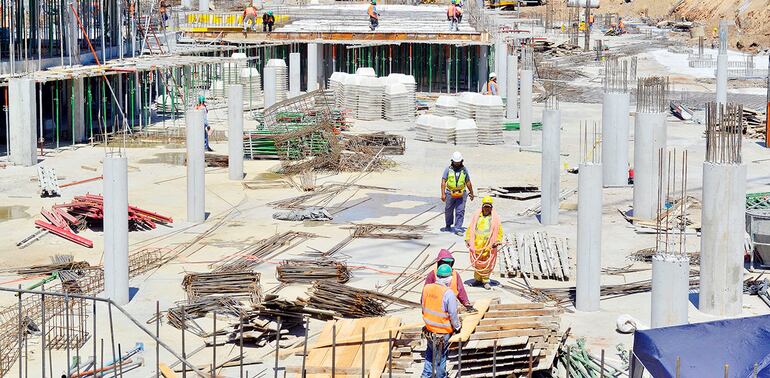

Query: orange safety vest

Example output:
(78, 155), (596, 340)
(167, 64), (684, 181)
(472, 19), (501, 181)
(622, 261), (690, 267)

(368, 4), (377, 18)
(433, 267), (459, 296)
(195, 104), (205, 110)
(447, 4), (456, 18)
(421, 283), (453, 334)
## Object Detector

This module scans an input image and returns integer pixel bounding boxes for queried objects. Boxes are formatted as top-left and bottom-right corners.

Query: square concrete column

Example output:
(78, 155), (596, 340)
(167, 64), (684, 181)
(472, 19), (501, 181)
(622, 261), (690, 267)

(9, 78), (37, 166)
(506, 52), (518, 119)
(73, 78), (86, 143)
(227, 84), (244, 181)
(186, 109), (206, 222)
(289, 52), (301, 97)
(494, 38), (507, 95)
(103, 153), (129, 305)
(477, 46), (489, 92)
(316, 43), (325, 89)
(307, 43), (319, 91)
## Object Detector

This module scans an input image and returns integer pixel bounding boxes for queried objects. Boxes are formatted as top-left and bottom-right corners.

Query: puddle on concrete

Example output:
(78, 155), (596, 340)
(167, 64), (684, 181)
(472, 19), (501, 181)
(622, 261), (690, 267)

(0, 206), (30, 223)
(384, 200), (424, 209)
(138, 152), (187, 166)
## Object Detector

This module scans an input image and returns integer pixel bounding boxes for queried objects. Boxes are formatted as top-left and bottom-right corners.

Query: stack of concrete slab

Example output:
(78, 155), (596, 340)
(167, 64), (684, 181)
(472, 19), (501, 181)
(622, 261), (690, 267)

(210, 79), (226, 98)
(435, 95), (458, 116)
(455, 92), (480, 120)
(357, 78), (385, 121)
(415, 114), (435, 141)
(474, 95), (505, 145)
(455, 118), (479, 146)
(342, 74), (359, 113)
(240, 67), (263, 105)
(388, 73), (416, 120)
(430, 116), (457, 144)
(384, 83), (413, 121)
(266, 59), (288, 102)
(328, 72), (349, 108)
(356, 67), (376, 77)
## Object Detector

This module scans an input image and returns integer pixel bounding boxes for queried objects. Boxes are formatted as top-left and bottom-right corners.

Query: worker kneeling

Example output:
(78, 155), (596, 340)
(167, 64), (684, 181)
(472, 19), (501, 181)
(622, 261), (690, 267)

(465, 196), (503, 289)
(421, 264), (461, 378)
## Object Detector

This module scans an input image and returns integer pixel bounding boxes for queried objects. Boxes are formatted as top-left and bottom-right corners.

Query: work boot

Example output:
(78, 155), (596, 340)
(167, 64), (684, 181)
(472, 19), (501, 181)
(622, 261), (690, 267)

(206, 146), (214, 152)
(440, 226), (452, 232)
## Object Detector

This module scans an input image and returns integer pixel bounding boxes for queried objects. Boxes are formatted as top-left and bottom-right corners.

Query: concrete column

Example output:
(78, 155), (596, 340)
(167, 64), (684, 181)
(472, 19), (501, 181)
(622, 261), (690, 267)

(651, 254), (690, 328)
(307, 43), (319, 91)
(601, 92), (630, 187)
(519, 70), (533, 147)
(186, 109), (206, 223)
(699, 162), (746, 316)
(494, 38), (506, 95)
(632, 112), (667, 220)
(181, 0), (191, 9)
(9, 79), (37, 166)
(477, 46), (489, 92)
(540, 109), (560, 225)
(199, 0), (209, 11)
(289, 52), (301, 97)
(103, 154), (129, 305)
(716, 53), (727, 104)
(576, 162), (602, 312)
(506, 52), (518, 119)
(264, 66), (277, 108)
(73, 78), (86, 143)
(316, 43), (325, 89)
(228, 85), (244, 181)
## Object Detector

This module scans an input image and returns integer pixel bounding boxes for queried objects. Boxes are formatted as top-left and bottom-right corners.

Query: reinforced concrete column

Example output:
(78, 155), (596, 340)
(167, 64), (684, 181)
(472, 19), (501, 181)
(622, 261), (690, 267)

(73, 78), (86, 143)
(494, 38), (506, 95)
(716, 53), (728, 104)
(519, 70), (533, 147)
(227, 85), (244, 181)
(9, 78), (37, 166)
(699, 163), (746, 316)
(632, 112), (667, 220)
(198, 0), (208, 11)
(316, 43), (325, 89)
(477, 46), (489, 92)
(506, 52), (518, 119)
(651, 254), (690, 328)
(103, 154), (129, 305)
(289, 52), (301, 97)
(264, 66), (277, 108)
(576, 162), (602, 312)
(307, 43), (319, 92)
(186, 109), (206, 223)
(601, 92), (630, 186)
(540, 109), (560, 225)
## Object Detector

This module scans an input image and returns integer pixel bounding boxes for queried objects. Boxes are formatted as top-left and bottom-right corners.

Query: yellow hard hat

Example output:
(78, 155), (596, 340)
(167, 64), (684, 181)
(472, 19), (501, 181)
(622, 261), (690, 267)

(482, 196), (493, 205)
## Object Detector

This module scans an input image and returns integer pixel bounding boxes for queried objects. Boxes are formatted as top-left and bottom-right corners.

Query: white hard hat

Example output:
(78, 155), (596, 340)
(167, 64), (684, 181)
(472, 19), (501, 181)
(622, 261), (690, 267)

(489, 72), (497, 79)
(451, 151), (463, 162)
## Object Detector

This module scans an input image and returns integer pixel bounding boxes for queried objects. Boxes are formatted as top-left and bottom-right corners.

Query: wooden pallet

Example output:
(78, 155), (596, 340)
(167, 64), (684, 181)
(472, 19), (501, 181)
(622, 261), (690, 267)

(501, 232), (571, 280)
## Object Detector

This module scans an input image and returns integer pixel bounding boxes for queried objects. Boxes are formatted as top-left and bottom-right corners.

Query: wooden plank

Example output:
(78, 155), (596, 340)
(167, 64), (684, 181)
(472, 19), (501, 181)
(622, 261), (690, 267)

(489, 303), (545, 311)
(475, 321), (558, 332)
(482, 309), (556, 318)
(518, 234), (529, 276)
(469, 328), (548, 340)
(159, 364), (178, 378)
(448, 298), (492, 343)
(369, 316), (401, 378)
(556, 235), (571, 279)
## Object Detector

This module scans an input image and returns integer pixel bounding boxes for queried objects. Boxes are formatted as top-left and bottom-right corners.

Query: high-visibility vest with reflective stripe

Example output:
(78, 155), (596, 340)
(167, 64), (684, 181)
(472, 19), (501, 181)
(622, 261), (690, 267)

(446, 169), (466, 198)
(433, 266), (459, 296)
(447, 4), (456, 17)
(421, 283), (453, 334)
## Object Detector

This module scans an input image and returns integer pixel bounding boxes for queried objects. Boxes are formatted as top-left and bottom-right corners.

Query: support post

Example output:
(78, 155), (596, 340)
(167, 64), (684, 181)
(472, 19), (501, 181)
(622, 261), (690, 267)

(227, 85), (244, 181)
(506, 52), (518, 120)
(651, 254), (689, 327)
(73, 78), (86, 143)
(494, 38), (506, 95)
(601, 92), (630, 186)
(477, 46), (488, 93)
(540, 109), (560, 225)
(576, 162), (602, 311)
(519, 70), (533, 147)
(632, 113), (667, 220)
(264, 66), (277, 108)
(289, 52), (300, 97)
(9, 78), (37, 166)
(186, 109), (206, 222)
(307, 43), (319, 91)
(103, 154), (129, 305)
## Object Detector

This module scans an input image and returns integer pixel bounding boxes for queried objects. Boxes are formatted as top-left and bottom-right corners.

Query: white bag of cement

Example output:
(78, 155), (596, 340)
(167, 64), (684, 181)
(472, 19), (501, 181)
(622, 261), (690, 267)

(616, 314), (648, 333)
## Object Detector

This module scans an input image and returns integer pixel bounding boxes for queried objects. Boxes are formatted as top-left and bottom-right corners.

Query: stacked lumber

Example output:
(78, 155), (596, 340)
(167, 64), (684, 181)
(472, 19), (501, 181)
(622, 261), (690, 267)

(446, 302), (561, 377)
(501, 232), (571, 280)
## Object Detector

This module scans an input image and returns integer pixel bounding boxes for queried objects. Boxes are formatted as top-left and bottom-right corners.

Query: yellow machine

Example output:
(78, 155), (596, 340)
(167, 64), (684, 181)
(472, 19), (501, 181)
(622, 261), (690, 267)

(486, 0), (519, 9)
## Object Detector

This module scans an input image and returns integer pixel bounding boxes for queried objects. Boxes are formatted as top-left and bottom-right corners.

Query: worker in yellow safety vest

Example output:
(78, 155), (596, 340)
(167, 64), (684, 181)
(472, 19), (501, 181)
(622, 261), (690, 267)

(440, 151), (475, 234)
(465, 196), (503, 290)
(483, 72), (498, 95)
(421, 264), (461, 378)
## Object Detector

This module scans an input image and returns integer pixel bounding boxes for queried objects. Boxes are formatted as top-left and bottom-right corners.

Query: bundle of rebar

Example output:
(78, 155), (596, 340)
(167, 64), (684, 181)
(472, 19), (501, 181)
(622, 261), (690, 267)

(306, 282), (419, 318)
(348, 223), (428, 240)
(165, 297), (245, 336)
(603, 57), (629, 94)
(629, 247), (700, 265)
(343, 132), (406, 155)
(276, 260), (351, 284)
(636, 76), (669, 113)
(4, 255), (90, 276)
(182, 271), (262, 303)
(209, 231), (316, 273)
(705, 102), (743, 164)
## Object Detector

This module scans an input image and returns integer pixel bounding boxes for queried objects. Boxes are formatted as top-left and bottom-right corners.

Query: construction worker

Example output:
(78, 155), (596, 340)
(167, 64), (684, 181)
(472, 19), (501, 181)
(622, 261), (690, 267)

(711, 27), (718, 49)
(447, 0), (459, 32)
(456, 0), (463, 25)
(483, 72), (498, 95)
(195, 95), (213, 152)
(158, 0), (169, 29)
(441, 151), (475, 234)
(368, 0), (380, 31)
(618, 17), (625, 34)
(465, 196), (503, 290)
(262, 10), (275, 32)
(421, 264), (461, 378)
(424, 249), (474, 311)
(242, 3), (258, 33)
(588, 14), (594, 30)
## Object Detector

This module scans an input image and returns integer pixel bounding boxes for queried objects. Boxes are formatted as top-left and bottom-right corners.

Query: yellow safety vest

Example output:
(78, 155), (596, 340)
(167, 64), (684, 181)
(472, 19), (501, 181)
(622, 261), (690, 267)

(472, 215), (493, 251)
(446, 169), (466, 198)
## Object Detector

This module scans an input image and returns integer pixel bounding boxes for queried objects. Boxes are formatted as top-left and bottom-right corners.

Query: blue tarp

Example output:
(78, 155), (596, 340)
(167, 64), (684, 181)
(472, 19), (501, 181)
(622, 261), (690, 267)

(633, 315), (770, 378)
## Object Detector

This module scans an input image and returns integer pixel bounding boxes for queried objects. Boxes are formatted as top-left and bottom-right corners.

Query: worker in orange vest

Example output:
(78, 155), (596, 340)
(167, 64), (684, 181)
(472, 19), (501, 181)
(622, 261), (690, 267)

(483, 72), (498, 95)
(242, 3), (258, 33)
(447, 0), (459, 32)
(618, 17), (625, 34)
(424, 249), (475, 310)
(421, 264), (461, 378)
(368, 0), (380, 31)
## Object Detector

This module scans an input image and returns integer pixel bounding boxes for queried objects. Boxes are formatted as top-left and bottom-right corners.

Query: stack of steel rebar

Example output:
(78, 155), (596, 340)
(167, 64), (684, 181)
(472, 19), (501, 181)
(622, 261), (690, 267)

(182, 271), (262, 304)
(276, 260), (351, 283)
(209, 231), (316, 273)
(305, 281), (419, 318)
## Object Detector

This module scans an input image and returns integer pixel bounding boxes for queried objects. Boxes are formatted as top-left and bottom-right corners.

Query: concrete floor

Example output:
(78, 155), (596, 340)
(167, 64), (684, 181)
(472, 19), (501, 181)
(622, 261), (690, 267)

(0, 28), (769, 377)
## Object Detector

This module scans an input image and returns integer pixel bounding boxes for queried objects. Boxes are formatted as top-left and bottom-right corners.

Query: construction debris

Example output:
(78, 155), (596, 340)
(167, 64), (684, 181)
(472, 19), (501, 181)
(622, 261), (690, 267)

(629, 247), (700, 265)
(501, 232), (571, 280)
(485, 186), (541, 201)
(276, 260), (351, 284)
(556, 338), (627, 377)
(37, 166), (61, 197)
(209, 231), (316, 273)
(305, 281), (419, 318)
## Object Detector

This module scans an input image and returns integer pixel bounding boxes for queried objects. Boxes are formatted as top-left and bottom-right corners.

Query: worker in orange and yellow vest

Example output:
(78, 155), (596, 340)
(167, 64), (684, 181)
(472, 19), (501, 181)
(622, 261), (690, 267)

(465, 196), (503, 290)
(447, 0), (459, 32)
(242, 3), (258, 33)
(483, 72), (498, 95)
(421, 264), (461, 378)
(368, 0), (380, 31)
(424, 248), (475, 311)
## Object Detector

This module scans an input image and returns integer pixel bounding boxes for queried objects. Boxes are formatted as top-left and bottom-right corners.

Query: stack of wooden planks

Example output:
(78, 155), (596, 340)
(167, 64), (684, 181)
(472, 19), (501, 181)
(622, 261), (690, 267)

(501, 232), (571, 280)
(289, 316), (402, 377)
(446, 301), (561, 377)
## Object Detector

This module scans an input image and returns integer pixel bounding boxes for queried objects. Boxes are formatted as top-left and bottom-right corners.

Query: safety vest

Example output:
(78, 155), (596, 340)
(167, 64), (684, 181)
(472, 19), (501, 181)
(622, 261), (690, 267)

(433, 267), (459, 296)
(195, 104), (205, 110)
(421, 283), (453, 334)
(447, 4), (456, 18)
(446, 169), (466, 198)
(368, 4), (377, 18)
(472, 215), (493, 251)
